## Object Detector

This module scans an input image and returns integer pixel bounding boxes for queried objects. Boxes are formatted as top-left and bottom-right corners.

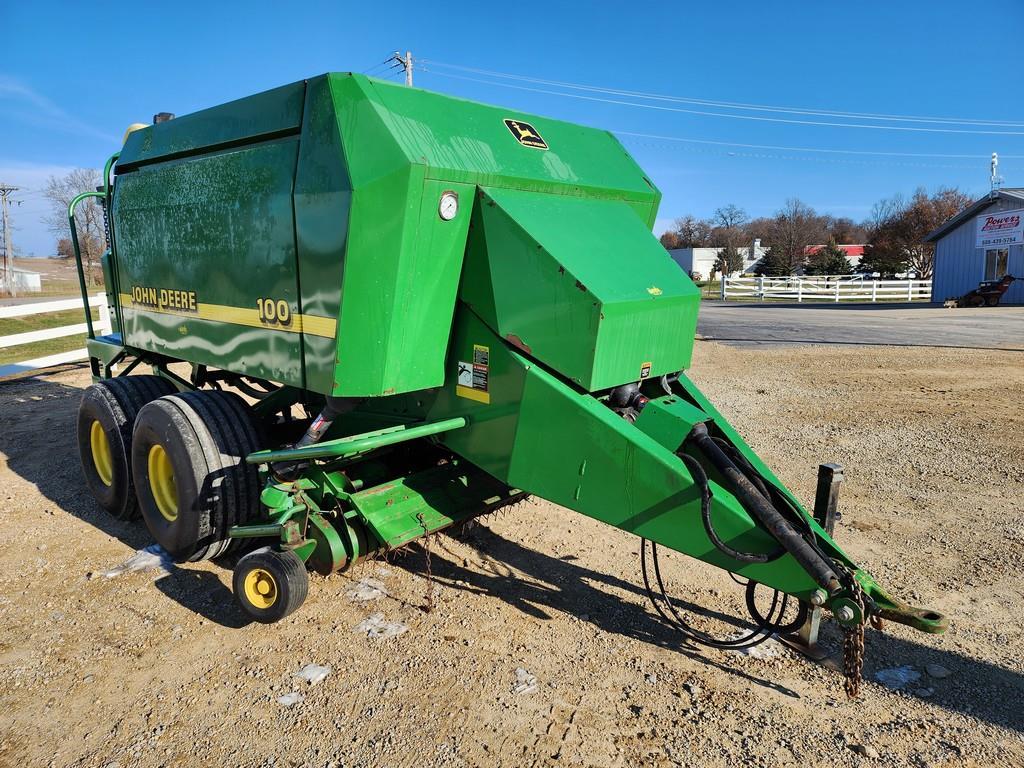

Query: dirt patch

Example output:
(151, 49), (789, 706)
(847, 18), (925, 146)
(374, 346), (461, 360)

(0, 341), (1021, 767)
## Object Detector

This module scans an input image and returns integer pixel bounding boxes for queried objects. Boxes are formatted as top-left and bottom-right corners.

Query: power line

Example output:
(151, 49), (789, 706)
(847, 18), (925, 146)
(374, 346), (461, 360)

(618, 135), (988, 171)
(416, 64), (1012, 174)
(418, 64), (1024, 136)
(362, 57), (395, 77)
(421, 59), (1024, 128)
(613, 130), (1024, 161)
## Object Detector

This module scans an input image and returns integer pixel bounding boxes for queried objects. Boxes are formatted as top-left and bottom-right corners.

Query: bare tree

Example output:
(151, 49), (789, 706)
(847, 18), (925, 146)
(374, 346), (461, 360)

(823, 215), (868, 244)
(862, 187), (971, 279)
(666, 215), (714, 248)
(42, 169), (106, 283)
(766, 198), (826, 272)
(659, 231), (683, 249)
(710, 204), (749, 267)
(712, 204), (748, 231)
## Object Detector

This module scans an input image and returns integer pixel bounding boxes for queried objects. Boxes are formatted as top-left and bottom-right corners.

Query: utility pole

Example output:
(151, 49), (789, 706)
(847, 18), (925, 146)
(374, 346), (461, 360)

(0, 183), (19, 297)
(392, 51), (413, 87)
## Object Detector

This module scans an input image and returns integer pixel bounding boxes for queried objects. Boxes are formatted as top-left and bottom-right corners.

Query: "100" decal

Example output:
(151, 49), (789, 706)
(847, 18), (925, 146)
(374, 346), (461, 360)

(256, 297), (293, 327)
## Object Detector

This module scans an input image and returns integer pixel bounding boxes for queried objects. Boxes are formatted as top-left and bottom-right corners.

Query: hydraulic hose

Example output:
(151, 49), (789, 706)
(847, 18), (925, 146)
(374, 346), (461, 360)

(687, 422), (840, 593)
(679, 453), (783, 564)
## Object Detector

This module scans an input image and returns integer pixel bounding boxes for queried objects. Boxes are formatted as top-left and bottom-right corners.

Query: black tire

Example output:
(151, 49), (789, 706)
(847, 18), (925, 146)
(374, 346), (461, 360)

(985, 296), (999, 306)
(131, 390), (261, 562)
(77, 376), (176, 520)
(233, 547), (309, 623)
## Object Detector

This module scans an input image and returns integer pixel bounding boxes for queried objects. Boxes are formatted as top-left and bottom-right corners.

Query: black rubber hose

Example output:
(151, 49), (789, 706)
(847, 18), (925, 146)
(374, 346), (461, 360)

(688, 423), (840, 592)
(641, 538), (782, 649)
(679, 453), (784, 564)
(745, 579), (808, 634)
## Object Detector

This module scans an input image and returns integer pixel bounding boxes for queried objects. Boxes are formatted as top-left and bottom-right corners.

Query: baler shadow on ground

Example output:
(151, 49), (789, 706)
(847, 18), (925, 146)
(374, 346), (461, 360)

(401, 526), (1024, 733)
(0, 370), (254, 626)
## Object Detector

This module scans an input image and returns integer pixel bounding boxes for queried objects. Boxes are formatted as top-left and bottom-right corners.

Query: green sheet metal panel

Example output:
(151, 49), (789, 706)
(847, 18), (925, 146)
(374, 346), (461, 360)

(365, 77), (660, 225)
(460, 187), (699, 391)
(293, 76), (352, 395)
(113, 137), (307, 385)
(118, 82), (305, 169)
(321, 74), (479, 396)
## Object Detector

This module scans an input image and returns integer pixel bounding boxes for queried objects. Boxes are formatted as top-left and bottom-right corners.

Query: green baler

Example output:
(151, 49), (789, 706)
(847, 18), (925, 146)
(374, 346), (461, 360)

(72, 73), (945, 693)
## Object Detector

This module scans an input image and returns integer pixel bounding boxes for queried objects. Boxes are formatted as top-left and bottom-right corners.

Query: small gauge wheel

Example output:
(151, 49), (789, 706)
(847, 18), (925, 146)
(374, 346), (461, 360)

(233, 547), (309, 623)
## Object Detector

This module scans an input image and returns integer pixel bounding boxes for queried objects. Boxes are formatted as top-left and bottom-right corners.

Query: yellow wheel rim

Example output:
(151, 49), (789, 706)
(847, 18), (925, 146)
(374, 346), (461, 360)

(147, 444), (178, 522)
(243, 567), (278, 609)
(90, 421), (113, 487)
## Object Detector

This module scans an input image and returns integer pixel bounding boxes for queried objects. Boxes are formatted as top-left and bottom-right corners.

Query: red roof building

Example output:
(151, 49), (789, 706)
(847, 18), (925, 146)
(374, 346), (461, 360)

(804, 244), (866, 259)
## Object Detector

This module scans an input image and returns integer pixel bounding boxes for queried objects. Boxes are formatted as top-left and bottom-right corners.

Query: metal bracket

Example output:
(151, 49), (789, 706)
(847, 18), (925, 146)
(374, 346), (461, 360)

(781, 463), (843, 661)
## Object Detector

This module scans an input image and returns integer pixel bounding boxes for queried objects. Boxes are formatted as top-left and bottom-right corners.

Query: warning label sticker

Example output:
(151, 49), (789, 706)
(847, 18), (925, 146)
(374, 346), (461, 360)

(456, 344), (491, 403)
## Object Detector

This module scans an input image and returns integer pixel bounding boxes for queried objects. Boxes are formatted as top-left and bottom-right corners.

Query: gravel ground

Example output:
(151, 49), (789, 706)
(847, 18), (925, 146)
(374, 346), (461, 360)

(0, 341), (1021, 768)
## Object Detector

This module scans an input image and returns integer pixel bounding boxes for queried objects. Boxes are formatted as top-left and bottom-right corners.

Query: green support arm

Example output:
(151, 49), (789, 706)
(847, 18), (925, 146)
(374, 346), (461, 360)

(68, 152), (120, 340)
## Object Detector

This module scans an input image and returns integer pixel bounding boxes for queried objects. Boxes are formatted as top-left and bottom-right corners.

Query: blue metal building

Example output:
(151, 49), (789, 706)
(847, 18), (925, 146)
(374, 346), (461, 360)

(926, 188), (1024, 304)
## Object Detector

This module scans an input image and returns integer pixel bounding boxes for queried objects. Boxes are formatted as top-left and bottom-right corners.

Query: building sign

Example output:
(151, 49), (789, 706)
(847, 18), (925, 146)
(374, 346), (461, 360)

(976, 208), (1024, 248)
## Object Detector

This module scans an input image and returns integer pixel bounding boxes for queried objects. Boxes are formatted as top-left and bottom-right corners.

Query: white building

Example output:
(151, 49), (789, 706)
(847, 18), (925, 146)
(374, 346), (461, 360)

(1, 267), (42, 293)
(668, 239), (767, 280)
(925, 188), (1023, 304)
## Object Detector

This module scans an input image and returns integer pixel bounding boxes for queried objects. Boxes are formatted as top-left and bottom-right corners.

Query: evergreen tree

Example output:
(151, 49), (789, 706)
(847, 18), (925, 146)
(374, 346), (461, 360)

(753, 247), (790, 276)
(805, 239), (854, 275)
(715, 246), (745, 276)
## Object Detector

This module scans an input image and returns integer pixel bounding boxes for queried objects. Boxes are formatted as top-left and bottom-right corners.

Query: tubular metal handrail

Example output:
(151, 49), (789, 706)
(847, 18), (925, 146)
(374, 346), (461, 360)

(246, 417), (468, 463)
(67, 151), (120, 340)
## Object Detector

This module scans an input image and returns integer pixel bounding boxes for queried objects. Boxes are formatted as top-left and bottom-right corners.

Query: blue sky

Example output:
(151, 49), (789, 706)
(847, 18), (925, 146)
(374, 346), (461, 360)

(2, 1), (1022, 254)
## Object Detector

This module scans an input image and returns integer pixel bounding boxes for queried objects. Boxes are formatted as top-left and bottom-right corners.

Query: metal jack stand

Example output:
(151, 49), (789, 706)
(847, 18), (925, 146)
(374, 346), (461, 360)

(780, 463), (843, 663)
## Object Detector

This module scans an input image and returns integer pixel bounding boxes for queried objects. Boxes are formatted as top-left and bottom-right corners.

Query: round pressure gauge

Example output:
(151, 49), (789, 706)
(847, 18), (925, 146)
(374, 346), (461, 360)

(438, 191), (459, 221)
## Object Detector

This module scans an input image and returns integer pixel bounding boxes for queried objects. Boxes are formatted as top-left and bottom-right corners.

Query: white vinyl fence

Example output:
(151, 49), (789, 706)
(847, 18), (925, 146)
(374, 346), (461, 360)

(0, 294), (109, 379)
(721, 275), (932, 303)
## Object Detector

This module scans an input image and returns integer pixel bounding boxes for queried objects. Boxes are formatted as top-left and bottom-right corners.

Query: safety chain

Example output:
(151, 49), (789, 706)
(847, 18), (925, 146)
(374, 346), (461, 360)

(839, 568), (867, 698)
(416, 512), (434, 613)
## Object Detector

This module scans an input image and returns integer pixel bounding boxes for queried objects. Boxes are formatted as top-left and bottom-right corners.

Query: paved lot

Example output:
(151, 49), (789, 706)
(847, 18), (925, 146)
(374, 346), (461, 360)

(697, 301), (1024, 350)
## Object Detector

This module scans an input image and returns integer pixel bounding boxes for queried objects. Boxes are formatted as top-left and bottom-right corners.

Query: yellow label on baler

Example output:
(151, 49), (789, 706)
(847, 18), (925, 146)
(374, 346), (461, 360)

(118, 293), (337, 339)
(456, 344), (491, 403)
(130, 285), (198, 313)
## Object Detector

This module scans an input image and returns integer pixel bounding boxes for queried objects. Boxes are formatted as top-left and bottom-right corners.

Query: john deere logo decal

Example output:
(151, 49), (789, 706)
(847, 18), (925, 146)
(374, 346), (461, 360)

(504, 119), (548, 150)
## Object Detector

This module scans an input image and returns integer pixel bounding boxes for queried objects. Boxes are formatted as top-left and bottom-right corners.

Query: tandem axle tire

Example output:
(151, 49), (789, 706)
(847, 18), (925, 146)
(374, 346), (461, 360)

(233, 547), (309, 623)
(132, 390), (261, 562)
(77, 376), (176, 520)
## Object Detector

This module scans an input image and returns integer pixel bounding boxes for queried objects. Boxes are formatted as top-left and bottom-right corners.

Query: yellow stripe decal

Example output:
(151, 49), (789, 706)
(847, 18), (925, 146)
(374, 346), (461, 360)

(118, 294), (337, 339)
(455, 384), (491, 404)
